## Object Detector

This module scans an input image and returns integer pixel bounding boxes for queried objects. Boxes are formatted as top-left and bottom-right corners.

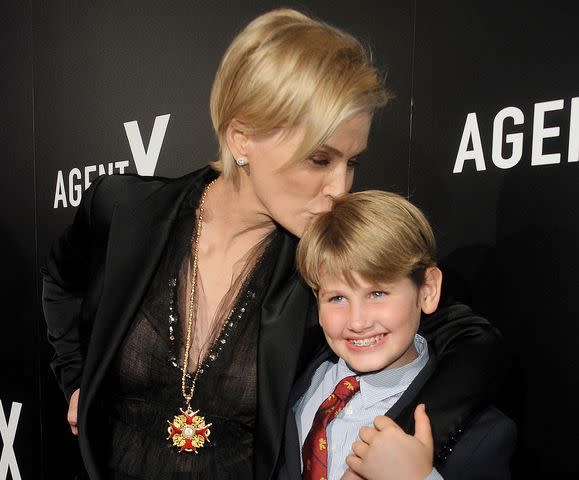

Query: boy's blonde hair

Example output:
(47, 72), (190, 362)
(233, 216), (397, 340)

(296, 190), (437, 291)
(210, 8), (390, 180)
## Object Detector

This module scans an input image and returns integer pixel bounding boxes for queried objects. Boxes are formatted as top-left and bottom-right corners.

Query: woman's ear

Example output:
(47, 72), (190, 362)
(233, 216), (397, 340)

(225, 119), (250, 162)
(419, 267), (442, 314)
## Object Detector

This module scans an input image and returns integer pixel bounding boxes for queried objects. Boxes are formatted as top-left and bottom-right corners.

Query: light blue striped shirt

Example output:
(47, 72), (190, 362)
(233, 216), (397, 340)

(293, 334), (443, 480)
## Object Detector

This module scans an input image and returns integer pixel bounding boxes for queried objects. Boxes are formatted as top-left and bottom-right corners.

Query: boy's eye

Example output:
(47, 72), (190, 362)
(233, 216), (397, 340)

(328, 295), (346, 303)
(370, 291), (386, 299)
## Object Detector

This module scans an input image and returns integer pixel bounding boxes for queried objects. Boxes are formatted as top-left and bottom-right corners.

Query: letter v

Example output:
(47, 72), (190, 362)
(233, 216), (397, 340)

(124, 114), (171, 176)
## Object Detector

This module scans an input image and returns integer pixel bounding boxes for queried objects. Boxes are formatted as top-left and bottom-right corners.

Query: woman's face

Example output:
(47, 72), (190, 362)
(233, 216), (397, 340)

(243, 112), (372, 237)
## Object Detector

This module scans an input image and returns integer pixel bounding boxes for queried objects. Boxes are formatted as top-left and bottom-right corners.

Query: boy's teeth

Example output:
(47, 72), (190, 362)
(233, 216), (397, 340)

(350, 334), (383, 347)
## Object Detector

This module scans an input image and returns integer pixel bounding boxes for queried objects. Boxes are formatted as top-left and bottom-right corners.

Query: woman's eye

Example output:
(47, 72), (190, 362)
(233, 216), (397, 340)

(309, 155), (331, 167)
(347, 157), (360, 169)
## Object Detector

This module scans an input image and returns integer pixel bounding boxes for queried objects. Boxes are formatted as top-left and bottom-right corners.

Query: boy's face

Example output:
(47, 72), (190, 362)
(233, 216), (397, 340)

(317, 270), (439, 373)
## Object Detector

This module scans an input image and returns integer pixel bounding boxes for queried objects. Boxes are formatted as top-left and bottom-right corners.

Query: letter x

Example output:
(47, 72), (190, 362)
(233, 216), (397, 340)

(0, 401), (22, 480)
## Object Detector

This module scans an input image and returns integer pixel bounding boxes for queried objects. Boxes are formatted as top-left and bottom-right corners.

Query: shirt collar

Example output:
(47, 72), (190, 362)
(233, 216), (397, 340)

(336, 334), (429, 409)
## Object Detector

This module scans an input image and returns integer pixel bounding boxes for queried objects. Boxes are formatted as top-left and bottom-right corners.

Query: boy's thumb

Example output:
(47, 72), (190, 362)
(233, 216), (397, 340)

(413, 404), (434, 453)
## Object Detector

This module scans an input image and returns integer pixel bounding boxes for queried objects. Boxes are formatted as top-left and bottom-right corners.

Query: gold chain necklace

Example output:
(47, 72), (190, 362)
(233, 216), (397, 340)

(166, 179), (216, 453)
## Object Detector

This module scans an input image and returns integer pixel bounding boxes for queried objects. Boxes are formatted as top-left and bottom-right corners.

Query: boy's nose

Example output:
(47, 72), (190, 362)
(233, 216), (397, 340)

(347, 305), (373, 333)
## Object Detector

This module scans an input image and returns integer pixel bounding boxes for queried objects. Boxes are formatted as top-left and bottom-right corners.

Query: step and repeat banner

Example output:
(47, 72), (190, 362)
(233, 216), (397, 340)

(1, 2), (39, 480)
(409, 3), (578, 476)
(1, 0), (577, 478)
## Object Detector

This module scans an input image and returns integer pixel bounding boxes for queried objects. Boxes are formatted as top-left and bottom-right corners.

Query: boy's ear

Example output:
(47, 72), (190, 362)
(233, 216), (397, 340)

(225, 119), (250, 160)
(419, 266), (442, 314)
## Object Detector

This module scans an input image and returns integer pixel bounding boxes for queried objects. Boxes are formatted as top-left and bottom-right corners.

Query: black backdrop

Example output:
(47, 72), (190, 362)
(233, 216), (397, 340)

(2, 0), (578, 478)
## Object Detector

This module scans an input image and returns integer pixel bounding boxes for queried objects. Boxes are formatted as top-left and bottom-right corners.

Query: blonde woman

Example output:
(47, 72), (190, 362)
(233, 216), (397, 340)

(43, 9), (503, 480)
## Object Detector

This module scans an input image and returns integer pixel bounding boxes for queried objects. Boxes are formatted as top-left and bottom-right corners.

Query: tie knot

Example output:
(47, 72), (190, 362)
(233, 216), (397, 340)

(332, 375), (360, 399)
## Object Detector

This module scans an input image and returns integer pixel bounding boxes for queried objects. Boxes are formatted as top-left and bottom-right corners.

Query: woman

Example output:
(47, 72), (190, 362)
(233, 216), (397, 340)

(43, 9), (503, 480)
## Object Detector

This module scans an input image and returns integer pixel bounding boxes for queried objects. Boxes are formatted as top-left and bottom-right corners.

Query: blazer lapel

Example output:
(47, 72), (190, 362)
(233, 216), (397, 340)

(282, 345), (335, 479)
(79, 168), (216, 474)
(255, 231), (317, 480)
(388, 347), (438, 422)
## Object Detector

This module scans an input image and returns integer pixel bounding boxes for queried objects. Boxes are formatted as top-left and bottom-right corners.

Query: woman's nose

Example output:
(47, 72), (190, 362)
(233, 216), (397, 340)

(322, 164), (351, 199)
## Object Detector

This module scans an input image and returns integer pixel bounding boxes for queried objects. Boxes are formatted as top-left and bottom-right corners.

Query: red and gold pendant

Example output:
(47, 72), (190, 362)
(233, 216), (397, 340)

(167, 408), (212, 453)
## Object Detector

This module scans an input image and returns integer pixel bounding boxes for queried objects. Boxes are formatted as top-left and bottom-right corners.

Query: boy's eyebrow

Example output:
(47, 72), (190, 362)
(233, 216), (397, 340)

(318, 288), (338, 296)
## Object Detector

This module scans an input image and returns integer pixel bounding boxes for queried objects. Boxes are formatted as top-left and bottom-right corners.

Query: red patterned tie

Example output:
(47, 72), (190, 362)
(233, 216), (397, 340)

(302, 375), (360, 480)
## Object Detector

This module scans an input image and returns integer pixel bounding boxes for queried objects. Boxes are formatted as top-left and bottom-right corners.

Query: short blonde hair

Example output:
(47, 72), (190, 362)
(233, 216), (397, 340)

(296, 190), (437, 291)
(210, 8), (390, 180)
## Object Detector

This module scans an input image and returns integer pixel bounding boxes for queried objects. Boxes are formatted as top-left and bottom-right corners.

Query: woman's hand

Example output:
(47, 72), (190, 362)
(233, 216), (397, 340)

(68, 388), (80, 435)
(343, 404), (433, 480)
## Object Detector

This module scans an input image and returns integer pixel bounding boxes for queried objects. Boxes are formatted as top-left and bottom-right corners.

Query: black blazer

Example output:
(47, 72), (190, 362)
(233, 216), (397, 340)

(43, 166), (506, 480)
(278, 346), (517, 480)
(42, 166), (321, 480)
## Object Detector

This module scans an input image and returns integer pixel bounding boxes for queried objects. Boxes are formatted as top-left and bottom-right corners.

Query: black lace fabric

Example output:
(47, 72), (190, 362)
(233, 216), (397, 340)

(103, 183), (281, 480)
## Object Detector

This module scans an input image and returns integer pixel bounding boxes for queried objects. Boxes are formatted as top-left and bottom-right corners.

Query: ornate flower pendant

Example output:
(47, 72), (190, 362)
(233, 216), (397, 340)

(166, 408), (212, 453)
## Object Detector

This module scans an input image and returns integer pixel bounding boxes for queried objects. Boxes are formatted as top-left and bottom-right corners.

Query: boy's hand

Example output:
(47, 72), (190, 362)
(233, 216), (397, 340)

(341, 468), (365, 480)
(344, 404), (433, 480)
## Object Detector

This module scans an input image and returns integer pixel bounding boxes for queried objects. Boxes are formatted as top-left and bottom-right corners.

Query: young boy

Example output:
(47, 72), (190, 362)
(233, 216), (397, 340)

(278, 191), (516, 480)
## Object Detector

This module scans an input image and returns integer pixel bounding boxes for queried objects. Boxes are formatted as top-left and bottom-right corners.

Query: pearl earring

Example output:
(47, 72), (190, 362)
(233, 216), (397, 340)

(235, 157), (247, 166)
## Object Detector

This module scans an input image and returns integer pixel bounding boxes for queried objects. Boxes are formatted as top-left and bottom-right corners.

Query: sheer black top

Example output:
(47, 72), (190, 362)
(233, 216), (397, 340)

(103, 184), (280, 480)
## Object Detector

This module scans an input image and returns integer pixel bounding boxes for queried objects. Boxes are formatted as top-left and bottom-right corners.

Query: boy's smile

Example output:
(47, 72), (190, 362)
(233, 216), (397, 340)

(317, 271), (439, 373)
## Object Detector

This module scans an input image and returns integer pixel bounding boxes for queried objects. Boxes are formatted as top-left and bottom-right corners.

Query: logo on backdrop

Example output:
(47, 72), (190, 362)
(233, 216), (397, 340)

(453, 97), (578, 173)
(52, 114), (171, 209)
(0, 400), (22, 480)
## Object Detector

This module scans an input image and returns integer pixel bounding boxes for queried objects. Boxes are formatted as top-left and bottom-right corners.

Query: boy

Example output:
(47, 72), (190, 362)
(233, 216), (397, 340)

(279, 191), (516, 480)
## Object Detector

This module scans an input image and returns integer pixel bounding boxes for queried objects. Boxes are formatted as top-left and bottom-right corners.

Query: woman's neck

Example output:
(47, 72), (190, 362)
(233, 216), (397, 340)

(200, 174), (275, 256)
